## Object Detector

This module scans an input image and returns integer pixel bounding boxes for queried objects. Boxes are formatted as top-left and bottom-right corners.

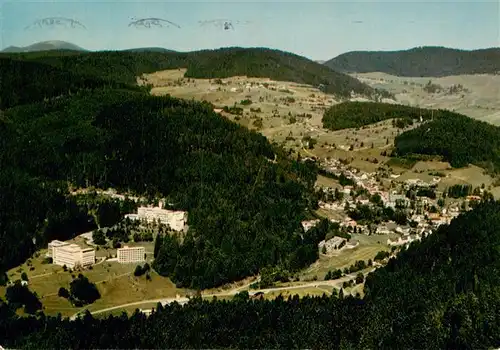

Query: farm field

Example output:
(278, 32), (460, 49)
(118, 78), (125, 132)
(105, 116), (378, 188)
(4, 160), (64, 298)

(64, 269), (187, 317)
(353, 72), (500, 125)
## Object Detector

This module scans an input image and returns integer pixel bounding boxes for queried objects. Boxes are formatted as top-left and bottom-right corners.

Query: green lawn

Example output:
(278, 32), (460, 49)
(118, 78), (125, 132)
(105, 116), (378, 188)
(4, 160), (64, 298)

(300, 234), (391, 281)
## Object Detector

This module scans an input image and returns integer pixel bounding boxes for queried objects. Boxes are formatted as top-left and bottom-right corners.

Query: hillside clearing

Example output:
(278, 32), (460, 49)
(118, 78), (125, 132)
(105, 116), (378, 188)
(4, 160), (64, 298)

(299, 234), (392, 281)
(353, 72), (500, 125)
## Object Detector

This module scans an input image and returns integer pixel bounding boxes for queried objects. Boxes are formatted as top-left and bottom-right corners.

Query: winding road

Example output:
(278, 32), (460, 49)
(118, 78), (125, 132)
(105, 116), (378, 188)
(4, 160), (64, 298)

(70, 269), (376, 320)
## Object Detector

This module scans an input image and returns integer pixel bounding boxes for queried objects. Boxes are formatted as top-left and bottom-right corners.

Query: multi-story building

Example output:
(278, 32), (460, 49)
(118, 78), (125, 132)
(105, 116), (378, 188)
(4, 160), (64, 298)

(47, 240), (69, 258)
(117, 246), (145, 264)
(130, 205), (188, 231)
(80, 247), (96, 267)
(52, 243), (95, 269)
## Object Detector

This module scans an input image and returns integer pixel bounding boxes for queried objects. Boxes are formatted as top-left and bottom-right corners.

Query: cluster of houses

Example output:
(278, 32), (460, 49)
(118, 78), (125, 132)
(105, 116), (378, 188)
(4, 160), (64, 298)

(206, 76), (337, 114)
(302, 157), (483, 250)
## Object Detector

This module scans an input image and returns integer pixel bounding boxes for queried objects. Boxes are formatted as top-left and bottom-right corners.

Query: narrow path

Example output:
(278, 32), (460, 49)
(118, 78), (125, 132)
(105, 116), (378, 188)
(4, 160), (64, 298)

(94, 257), (107, 266)
(30, 272), (54, 279)
(302, 146), (316, 158)
(94, 271), (131, 284)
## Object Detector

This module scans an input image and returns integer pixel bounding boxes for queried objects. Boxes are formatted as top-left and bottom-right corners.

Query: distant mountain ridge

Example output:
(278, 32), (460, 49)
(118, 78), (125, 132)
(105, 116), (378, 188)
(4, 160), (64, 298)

(123, 47), (177, 53)
(2, 46), (388, 100)
(1, 41), (179, 53)
(325, 46), (500, 77)
(2, 40), (87, 53)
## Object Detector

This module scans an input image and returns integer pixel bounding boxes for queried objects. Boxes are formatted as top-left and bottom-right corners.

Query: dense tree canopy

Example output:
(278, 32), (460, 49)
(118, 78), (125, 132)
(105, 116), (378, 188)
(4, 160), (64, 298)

(0, 57), (138, 109)
(69, 274), (101, 306)
(322, 101), (452, 130)
(5, 281), (42, 315)
(325, 46), (500, 76)
(394, 112), (500, 171)
(362, 199), (500, 349)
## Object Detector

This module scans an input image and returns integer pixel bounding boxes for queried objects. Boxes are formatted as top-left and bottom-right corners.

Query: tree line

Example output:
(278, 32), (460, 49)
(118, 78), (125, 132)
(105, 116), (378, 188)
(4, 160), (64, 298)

(394, 112), (500, 172)
(322, 101), (453, 131)
(325, 46), (500, 77)
(322, 101), (500, 174)
(0, 56), (142, 109)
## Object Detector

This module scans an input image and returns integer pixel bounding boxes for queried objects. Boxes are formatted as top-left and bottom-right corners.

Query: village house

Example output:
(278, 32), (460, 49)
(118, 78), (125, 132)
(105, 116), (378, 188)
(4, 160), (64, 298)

(341, 218), (357, 228)
(376, 225), (392, 235)
(318, 236), (347, 254)
(301, 219), (320, 232)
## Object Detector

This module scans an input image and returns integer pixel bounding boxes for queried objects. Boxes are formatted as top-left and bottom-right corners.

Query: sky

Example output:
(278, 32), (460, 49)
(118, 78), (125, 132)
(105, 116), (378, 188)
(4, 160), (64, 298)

(0, 0), (498, 60)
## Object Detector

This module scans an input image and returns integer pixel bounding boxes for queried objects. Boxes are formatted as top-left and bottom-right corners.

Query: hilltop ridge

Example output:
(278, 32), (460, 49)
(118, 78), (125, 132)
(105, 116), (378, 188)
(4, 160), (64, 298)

(1, 40), (87, 53)
(325, 46), (500, 77)
(0, 47), (389, 106)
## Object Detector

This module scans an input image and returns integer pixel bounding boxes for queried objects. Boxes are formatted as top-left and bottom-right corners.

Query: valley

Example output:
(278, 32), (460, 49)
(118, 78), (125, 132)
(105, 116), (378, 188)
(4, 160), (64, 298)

(4, 66), (499, 321)
(142, 68), (500, 194)
(1, 40), (500, 348)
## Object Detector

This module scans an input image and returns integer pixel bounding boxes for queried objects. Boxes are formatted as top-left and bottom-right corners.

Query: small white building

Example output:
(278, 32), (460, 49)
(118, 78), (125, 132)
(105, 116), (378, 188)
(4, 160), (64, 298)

(376, 226), (391, 235)
(139, 308), (153, 316)
(301, 219), (320, 232)
(117, 246), (145, 264)
(53, 243), (95, 269)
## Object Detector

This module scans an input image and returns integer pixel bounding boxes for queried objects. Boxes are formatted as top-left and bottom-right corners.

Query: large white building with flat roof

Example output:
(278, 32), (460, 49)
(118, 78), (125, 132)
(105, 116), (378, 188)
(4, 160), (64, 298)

(126, 203), (187, 232)
(49, 241), (95, 269)
(117, 246), (145, 264)
(47, 240), (68, 258)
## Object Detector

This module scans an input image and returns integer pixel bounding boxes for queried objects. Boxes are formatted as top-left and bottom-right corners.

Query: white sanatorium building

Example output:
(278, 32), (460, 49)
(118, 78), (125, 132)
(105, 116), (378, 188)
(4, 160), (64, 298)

(46, 240), (68, 258)
(47, 240), (95, 269)
(125, 204), (188, 232)
(117, 246), (145, 264)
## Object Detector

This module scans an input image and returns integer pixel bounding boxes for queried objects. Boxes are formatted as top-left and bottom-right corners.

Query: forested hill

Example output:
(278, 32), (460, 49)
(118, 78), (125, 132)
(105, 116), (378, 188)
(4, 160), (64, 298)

(361, 199), (500, 348)
(394, 112), (500, 171)
(325, 46), (500, 76)
(321, 101), (500, 172)
(0, 57), (141, 109)
(1, 47), (388, 102)
(322, 101), (451, 130)
(2, 200), (499, 349)
(0, 88), (320, 288)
